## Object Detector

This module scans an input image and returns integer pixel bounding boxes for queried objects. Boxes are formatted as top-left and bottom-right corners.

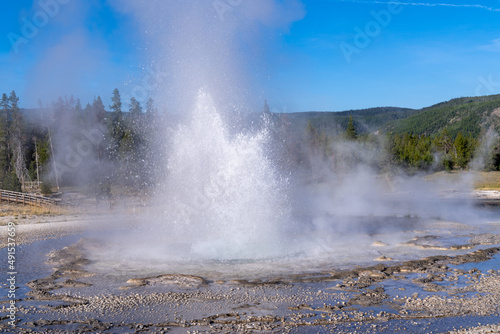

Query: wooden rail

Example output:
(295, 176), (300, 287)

(0, 190), (57, 207)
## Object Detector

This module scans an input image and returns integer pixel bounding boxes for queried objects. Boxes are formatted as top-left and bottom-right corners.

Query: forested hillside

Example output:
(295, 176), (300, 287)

(0, 89), (163, 197)
(281, 95), (500, 173)
(1, 90), (499, 197)
(385, 95), (500, 138)
(283, 107), (418, 136)
(281, 94), (500, 140)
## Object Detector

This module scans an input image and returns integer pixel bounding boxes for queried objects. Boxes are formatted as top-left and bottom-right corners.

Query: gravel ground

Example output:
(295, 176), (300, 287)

(448, 324), (500, 334)
(0, 218), (84, 249)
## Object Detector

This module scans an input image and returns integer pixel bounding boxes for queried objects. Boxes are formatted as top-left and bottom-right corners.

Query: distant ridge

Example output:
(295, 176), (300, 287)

(277, 94), (500, 139)
(278, 107), (418, 135)
(385, 94), (500, 138)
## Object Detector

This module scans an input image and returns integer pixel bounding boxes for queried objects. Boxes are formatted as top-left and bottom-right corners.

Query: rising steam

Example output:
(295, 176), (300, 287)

(152, 90), (293, 260)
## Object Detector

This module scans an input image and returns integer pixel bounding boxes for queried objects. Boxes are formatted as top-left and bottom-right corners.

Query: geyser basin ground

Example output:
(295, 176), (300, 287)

(1, 196), (500, 333)
(83, 213), (497, 281)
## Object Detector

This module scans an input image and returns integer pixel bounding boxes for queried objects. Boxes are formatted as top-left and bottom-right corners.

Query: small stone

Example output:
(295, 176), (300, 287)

(372, 241), (388, 247)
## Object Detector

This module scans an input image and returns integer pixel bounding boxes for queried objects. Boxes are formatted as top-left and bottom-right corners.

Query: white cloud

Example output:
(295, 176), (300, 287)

(479, 38), (500, 53)
(239, 0), (306, 31)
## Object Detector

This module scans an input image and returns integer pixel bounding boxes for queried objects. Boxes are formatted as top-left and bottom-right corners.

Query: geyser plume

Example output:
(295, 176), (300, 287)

(94, 0), (305, 263)
(152, 90), (292, 260)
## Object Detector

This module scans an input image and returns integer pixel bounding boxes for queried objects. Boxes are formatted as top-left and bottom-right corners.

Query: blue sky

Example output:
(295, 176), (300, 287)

(1, 0), (500, 112)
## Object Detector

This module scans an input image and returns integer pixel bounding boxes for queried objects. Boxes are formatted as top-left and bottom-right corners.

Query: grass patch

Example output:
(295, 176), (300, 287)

(0, 203), (71, 216)
(474, 171), (500, 190)
(416, 170), (500, 191)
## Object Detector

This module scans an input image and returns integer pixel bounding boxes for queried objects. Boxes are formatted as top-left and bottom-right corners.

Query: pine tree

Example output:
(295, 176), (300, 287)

(74, 98), (82, 113)
(436, 129), (453, 154)
(128, 97), (143, 138)
(454, 132), (471, 169)
(90, 96), (107, 187)
(490, 138), (500, 171)
(27, 128), (49, 184)
(146, 97), (155, 114)
(73, 98), (84, 127)
(263, 99), (271, 115)
(129, 97), (142, 116)
(0, 94), (10, 118)
(306, 120), (317, 146)
(0, 94), (10, 187)
(108, 89), (125, 161)
(345, 115), (357, 140)
(53, 96), (66, 122)
(4, 171), (21, 192)
(8, 91), (27, 189)
(92, 96), (106, 124)
(83, 103), (92, 126)
(68, 95), (75, 109)
(110, 88), (122, 121)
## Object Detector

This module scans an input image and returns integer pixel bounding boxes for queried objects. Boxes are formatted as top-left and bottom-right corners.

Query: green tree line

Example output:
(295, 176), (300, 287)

(0, 89), (161, 197)
(1, 89), (499, 196)
(304, 118), (500, 173)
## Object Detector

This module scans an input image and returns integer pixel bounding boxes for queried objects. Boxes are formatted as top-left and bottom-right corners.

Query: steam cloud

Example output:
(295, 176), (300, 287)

(109, 0), (305, 112)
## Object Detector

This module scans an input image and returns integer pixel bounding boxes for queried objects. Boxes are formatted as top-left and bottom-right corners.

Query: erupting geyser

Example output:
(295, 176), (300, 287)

(153, 90), (293, 260)
(84, 1), (493, 279)
(82, 1), (309, 272)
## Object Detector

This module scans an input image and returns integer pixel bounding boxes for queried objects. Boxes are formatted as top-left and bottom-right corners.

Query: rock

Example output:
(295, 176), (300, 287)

(359, 270), (387, 279)
(372, 241), (388, 247)
(126, 274), (206, 289)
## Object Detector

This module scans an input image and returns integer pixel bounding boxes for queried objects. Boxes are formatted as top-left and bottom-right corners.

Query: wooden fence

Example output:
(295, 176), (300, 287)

(0, 189), (58, 207)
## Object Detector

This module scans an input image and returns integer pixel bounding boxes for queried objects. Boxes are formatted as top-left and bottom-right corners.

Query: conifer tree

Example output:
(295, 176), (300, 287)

(8, 91), (27, 189)
(263, 99), (271, 115)
(454, 132), (471, 169)
(146, 97), (155, 114)
(92, 96), (106, 124)
(108, 89), (124, 161)
(110, 88), (122, 122)
(345, 115), (357, 140)
(129, 97), (142, 116)
(0, 94), (10, 187)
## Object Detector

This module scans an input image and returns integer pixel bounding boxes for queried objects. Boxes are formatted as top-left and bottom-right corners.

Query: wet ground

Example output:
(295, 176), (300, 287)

(1, 200), (500, 333)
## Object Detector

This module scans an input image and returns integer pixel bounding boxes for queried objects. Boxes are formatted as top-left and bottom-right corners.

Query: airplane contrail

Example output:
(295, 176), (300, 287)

(333, 0), (500, 11)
